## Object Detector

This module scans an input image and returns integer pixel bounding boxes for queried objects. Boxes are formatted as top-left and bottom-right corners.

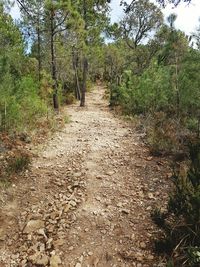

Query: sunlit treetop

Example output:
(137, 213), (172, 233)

(156, 0), (192, 7)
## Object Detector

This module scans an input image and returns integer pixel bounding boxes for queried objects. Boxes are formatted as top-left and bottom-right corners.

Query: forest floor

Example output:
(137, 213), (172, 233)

(0, 85), (172, 267)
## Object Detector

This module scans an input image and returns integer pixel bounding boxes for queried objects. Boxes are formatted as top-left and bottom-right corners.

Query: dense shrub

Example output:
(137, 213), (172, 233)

(0, 76), (48, 132)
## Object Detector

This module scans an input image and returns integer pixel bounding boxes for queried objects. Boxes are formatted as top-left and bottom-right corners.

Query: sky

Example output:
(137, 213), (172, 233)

(10, 0), (200, 35)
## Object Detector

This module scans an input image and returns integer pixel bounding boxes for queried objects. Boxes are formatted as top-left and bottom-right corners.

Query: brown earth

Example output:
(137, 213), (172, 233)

(0, 86), (172, 267)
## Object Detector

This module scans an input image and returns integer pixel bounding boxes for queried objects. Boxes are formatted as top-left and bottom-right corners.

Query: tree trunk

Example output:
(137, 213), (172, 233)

(75, 66), (81, 100)
(72, 48), (81, 100)
(37, 17), (42, 82)
(80, 57), (88, 107)
(175, 52), (180, 117)
(80, 0), (88, 107)
(50, 9), (59, 110)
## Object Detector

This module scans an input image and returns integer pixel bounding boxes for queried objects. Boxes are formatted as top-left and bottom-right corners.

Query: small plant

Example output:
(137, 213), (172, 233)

(151, 207), (167, 228)
(65, 93), (76, 105)
(6, 152), (31, 174)
(63, 115), (70, 124)
(188, 247), (200, 265)
(0, 176), (11, 188)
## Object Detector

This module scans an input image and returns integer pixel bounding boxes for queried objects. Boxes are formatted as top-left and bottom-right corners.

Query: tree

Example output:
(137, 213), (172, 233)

(156, 0), (192, 7)
(16, 0), (44, 82)
(157, 14), (189, 116)
(125, 0), (192, 8)
(0, 3), (47, 131)
(120, 0), (163, 49)
(43, 0), (80, 109)
(77, 0), (110, 107)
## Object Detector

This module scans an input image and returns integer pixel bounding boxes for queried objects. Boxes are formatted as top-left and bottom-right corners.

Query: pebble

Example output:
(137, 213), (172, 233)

(23, 220), (44, 233)
(121, 209), (130, 214)
(140, 242), (146, 249)
(50, 255), (62, 267)
(69, 200), (77, 207)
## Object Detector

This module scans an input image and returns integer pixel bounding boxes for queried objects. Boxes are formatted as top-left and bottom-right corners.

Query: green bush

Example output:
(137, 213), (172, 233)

(110, 62), (172, 115)
(0, 75), (48, 132)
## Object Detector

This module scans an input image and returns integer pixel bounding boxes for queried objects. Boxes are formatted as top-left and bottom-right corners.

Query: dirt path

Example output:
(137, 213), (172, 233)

(0, 86), (171, 267)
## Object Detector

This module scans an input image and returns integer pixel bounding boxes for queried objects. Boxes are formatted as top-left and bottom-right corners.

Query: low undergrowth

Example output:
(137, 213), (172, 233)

(151, 141), (200, 267)
(143, 112), (190, 158)
(6, 151), (31, 175)
(0, 132), (32, 190)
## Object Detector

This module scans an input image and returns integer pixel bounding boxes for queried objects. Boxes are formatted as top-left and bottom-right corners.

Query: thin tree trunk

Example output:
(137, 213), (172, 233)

(175, 52), (180, 117)
(72, 48), (81, 100)
(80, 0), (88, 107)
(50, 9), (59, 109)
(75, 66), (81, 100)
(37, 18), (42, 82)
(80, 57), (88, 107)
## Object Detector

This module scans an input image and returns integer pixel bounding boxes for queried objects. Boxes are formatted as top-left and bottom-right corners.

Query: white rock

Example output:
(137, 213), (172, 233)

(23, 220), (44, 233)
(29, 253), (49, 266)
(50, 255), (62, 267)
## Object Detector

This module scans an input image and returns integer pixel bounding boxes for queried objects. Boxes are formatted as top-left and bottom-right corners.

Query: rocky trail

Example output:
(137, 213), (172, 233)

(0, 86), (171, 267)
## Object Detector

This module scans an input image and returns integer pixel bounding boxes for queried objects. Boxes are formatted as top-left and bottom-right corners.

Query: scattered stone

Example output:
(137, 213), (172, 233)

(69, 200), (77, 207)
(78, 255), (84, 263)
(23, 220), (44, 233)
(106, 171), (115, 176)
(95, 196), (101, 202)
(131, 233), (135, 240)
(140, 242), (146, 249)
(54, 239), (65, 247)
(148, 193), (154, 199)
(64, 204), (71, 213)
(135, 252), (143, 262)
(37, 228), (48, 240)
(147, 255), (154, 260)
(121, 209), (130, 214)
(0, 229), (6, 241)
(117, 202), (123, 208)
(50, 255), (62, 267)
(29, 253), (49, 266)
(30, 187), (36, 191)
(88, 251), (93, 256)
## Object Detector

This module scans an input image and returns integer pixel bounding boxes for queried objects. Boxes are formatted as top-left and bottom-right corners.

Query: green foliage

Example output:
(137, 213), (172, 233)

(120, 0), (163, 48)
(111, 61), (172, 115)
(0, 7), (50, 133)
(0, 75), (48, 132)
